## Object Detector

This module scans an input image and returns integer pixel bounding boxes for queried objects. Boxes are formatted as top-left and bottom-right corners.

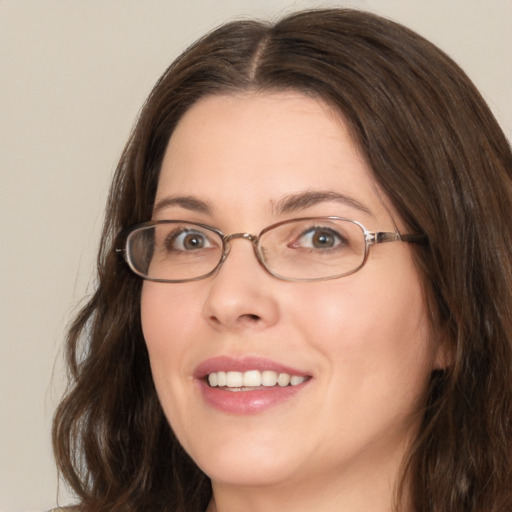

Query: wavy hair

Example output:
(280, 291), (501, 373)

(53, 9), (512, 512)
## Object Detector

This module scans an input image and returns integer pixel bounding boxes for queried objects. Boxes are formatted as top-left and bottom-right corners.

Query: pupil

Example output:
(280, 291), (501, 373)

(313, 231), (333, 247)
(184, 234), (204, 249)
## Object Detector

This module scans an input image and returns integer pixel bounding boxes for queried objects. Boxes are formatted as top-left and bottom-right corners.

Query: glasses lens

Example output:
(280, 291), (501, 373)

(258, 218), (366, 280)
(126, 222), (223, 281)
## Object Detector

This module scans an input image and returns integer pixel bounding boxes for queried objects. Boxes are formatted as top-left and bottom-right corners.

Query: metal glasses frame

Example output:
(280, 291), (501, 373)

(116, 217), (426, 283)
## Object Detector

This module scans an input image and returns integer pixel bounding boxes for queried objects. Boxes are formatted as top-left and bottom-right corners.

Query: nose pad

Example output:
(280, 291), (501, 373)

(202, 235), (279, 331)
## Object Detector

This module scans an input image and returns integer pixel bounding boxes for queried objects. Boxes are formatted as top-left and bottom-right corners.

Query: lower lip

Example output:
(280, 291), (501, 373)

(197, 379), (310, 415)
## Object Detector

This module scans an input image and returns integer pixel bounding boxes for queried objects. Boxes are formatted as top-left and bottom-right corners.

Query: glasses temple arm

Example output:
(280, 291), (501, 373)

(371, 232), (427, 244)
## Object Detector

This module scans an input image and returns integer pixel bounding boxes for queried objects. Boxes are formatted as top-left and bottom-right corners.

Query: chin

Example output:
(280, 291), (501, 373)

(199, 456), (297, 488)
(184, 431), (307, 487)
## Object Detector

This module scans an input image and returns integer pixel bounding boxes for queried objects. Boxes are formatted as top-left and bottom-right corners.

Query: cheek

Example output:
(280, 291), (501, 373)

(140, 283), (202, 396)
(141, 282), (200, 350)
(296, 271), (434, 387)
(140, 283), (205, 430)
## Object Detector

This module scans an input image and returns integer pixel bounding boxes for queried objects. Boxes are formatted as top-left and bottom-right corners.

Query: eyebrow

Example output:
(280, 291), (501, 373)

(153, 190), (373, 218)
(153, 195), (214, 215)
(273, 190), (374, 216)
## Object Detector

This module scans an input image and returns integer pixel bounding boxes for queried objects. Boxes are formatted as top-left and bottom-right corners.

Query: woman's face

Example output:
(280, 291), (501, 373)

(141, 92), (443, 497)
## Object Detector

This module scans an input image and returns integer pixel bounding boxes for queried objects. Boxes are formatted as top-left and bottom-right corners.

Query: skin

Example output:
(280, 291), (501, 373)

(141, 92), (445, 512)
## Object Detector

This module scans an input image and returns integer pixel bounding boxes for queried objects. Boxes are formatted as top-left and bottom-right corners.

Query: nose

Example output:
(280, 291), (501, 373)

(202, 235), (280, 332)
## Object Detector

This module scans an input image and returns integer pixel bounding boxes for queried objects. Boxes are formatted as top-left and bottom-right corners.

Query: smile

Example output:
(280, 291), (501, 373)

(195, 356), (312, 413)
(208, 370), (308, 389)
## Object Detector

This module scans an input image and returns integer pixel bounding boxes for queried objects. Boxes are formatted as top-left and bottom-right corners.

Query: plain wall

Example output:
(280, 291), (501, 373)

(1, 0), (510, 510)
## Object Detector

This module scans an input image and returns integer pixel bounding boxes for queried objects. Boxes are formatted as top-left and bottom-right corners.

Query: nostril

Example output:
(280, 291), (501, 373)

(207, 313), (262, 329)
(241, 314), (261, 322)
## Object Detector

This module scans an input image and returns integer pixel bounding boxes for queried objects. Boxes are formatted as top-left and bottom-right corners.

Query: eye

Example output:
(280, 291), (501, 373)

(291, 226), (348, 250)
(165, 229), (213, 251)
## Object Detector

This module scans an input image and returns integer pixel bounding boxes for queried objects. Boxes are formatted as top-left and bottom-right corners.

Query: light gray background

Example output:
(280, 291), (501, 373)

(1, 1), (511, 510)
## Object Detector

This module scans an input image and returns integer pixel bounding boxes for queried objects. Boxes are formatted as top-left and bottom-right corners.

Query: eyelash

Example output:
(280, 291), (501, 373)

(290, 226), (350, 251)
(158, 221), (353, 254)
(164, 229), (213, 251)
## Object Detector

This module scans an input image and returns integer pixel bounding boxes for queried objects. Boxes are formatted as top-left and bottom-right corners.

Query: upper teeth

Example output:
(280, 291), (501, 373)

(208, 370), (307, 388)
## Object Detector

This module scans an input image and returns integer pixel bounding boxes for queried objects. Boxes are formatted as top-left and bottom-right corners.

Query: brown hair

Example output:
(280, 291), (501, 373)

(53, 9), (512, 512)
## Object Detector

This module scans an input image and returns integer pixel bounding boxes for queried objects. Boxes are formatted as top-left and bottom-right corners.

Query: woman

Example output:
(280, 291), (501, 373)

(52, 8), (512, 512)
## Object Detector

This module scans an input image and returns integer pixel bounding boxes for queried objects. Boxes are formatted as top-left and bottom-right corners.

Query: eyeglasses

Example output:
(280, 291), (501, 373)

(116, 217), (425, 283)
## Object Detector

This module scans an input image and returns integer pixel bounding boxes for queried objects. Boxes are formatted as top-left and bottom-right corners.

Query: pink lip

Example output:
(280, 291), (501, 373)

(194, 355), (309, 378)
(194, 356), (311, 415)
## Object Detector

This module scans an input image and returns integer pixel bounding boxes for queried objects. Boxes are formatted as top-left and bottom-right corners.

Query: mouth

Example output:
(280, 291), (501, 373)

(195, 356), (312, 413)
(207, 369), (309, 390)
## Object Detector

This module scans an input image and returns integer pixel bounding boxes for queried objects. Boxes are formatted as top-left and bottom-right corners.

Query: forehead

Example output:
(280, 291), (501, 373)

(155, 92), (393, 225)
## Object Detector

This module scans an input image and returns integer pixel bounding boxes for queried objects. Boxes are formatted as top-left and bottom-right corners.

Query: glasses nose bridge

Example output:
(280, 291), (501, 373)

(220, 231), (261, 262)
(223, 231), (258, 248)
